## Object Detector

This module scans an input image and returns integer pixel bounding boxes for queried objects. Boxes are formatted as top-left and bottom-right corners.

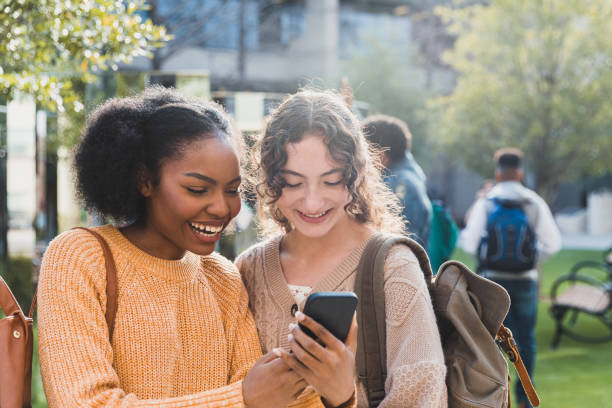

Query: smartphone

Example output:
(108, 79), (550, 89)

(299, 291), (358, 343)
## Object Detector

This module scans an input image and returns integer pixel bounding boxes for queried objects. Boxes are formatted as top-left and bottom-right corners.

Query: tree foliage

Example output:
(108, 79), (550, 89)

(0, 0), (169, 112)
(343, 40), (433, 161)
(434, 0), (612, 200)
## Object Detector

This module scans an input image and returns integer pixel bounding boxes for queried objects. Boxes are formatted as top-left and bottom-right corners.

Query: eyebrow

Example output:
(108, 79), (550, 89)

(279, 168), (344, 178)
(183, 173), (241, 185)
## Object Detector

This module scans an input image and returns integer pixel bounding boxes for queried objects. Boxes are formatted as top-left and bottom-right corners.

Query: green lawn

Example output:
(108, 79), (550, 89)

(27, 249), (612, 407)
(453, 248), (612, 408)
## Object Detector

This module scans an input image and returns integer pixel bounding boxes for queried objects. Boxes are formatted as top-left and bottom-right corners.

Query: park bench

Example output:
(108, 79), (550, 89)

(549, 247), (612, 348)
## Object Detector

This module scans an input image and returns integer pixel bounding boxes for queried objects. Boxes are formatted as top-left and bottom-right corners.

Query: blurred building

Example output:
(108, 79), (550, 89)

(126, 0), (454, 95)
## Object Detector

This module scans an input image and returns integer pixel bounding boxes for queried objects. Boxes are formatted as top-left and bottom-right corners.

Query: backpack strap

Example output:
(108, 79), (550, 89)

(355, 233), (433, 407)
(29, 227), (119, 342)
(496, 325), (541, 407)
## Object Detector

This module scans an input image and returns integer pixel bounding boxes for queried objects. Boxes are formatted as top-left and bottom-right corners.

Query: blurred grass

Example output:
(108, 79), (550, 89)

(10, 249), (612, 407)
(452, 248), (612, 408)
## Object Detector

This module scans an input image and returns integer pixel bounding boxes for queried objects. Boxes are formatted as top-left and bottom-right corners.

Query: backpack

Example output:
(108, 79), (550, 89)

(478, 198), (537, 272)
(354, 233), (540, 407)
(0, 227), (117, 408)
(428, 199), (459, 273)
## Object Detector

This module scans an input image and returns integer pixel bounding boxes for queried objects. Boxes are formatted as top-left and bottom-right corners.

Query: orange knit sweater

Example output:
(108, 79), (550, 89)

(37, 226), (324, 407)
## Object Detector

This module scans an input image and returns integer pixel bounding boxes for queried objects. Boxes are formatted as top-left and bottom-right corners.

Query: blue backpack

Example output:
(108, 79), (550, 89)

(478, 198), (537, 272)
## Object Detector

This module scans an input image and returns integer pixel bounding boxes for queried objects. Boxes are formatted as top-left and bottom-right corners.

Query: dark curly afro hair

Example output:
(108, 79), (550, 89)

(74, 86), (234, 224)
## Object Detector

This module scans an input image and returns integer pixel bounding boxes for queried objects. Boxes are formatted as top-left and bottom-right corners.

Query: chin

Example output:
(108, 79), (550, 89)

(189, 242), (218, 256)
(293, 222), (335, 239)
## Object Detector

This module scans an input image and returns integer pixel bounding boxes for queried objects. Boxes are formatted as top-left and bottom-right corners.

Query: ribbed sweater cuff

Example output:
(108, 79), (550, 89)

(132, 380), (245, 407)
(193, 380), (245, 407)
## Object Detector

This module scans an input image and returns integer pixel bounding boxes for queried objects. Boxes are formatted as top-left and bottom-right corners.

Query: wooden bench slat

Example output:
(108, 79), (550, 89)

(554, 284), (610, 314)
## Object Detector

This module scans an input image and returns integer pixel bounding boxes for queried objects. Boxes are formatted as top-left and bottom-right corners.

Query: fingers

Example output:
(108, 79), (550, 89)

(258, 350), (280, 364)
(269, 352), (305, 384)
(276, 347), (312, 382)
(344, 313), (358, 353)
(292, 379), (308, 400)
(288, 328), (326, 370)
(289, 322), (327, 362)
(295, 311), (344, 351)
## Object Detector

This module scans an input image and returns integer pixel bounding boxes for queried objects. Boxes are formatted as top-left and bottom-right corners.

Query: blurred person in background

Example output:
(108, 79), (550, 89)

(461, 147), (561, 408)
(362, 115), (432, 250)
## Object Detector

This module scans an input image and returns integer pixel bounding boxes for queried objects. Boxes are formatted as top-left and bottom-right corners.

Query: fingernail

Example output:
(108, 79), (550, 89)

(273, 348), (281, 357)
(288, 323), (297, 331)
(288, 333), (294, 342)
(295, 311), (305, 321)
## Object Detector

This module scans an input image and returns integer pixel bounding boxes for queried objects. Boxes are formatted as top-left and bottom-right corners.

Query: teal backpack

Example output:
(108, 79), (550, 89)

(428, 199), (459, 272)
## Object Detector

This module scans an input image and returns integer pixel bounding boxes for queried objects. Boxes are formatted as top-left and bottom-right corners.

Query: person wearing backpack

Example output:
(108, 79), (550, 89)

(460, 148), (561, 408)
(362, 115), (433, 251)
(236, 90), (447, 407)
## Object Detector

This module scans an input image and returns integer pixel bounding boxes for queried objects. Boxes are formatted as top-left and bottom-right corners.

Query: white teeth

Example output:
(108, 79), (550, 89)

(190, 222), (223, 234)
(302, 210), (328, 218)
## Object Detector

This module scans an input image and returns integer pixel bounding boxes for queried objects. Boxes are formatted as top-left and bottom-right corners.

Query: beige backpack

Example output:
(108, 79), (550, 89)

(354, 233), (539, 407)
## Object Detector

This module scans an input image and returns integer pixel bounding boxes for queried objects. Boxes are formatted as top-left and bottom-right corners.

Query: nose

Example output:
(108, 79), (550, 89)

(303, 184), (325, 213)
(206, 189), (232, 219)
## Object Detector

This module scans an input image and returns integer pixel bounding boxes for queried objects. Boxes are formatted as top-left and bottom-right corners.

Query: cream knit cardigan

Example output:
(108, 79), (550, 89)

(236, 236), (448, 408)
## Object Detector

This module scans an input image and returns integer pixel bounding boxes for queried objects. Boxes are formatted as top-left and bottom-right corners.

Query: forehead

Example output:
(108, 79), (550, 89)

(284, 132), (339, 172)
(162, 136), (240, 178)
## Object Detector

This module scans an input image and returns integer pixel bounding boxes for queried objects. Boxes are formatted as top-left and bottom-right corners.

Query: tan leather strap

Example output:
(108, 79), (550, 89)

(29, 291), (37, 319)
(496, 325), (540, 407)
(72, 227), (119, 343)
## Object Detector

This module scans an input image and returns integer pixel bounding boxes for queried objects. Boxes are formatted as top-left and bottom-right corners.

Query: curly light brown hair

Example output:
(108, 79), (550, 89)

(251, 89), (405, 237)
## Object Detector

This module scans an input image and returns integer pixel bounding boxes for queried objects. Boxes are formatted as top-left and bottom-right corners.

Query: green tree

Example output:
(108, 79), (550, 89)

(434, 0), (612, 201)
(0, 0), (169, 113)
(343, 41), (433, 161)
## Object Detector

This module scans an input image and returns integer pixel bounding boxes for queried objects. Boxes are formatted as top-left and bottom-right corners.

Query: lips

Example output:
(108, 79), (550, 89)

(296, 209), (332, 224)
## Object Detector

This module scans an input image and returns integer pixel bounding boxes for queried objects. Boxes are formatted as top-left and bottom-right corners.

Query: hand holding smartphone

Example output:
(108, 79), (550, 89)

(298, 291), (358, 342)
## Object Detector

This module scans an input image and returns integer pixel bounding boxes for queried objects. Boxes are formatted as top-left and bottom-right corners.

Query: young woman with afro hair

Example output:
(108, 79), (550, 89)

(36, 86), (357, 408)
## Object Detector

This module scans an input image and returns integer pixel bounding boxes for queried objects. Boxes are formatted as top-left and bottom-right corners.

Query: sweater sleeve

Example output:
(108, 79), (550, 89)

(37, 231), (249, 408)
(378, 245), (447, 408)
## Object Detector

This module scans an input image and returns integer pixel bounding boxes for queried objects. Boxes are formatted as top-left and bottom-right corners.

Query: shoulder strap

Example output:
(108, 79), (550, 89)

(29, 227), (119, 342)
(355, 233), (433, 407)
(73, 227), (119, 342)
(496, 326), (541, 407)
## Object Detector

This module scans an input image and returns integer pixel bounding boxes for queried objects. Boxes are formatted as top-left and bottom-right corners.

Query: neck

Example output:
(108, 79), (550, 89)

(120, 222), (186, 260)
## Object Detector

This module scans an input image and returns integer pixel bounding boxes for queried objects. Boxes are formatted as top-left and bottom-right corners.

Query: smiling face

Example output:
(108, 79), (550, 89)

(275, 132), (353, 239)
(140, 135), (241, 258)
